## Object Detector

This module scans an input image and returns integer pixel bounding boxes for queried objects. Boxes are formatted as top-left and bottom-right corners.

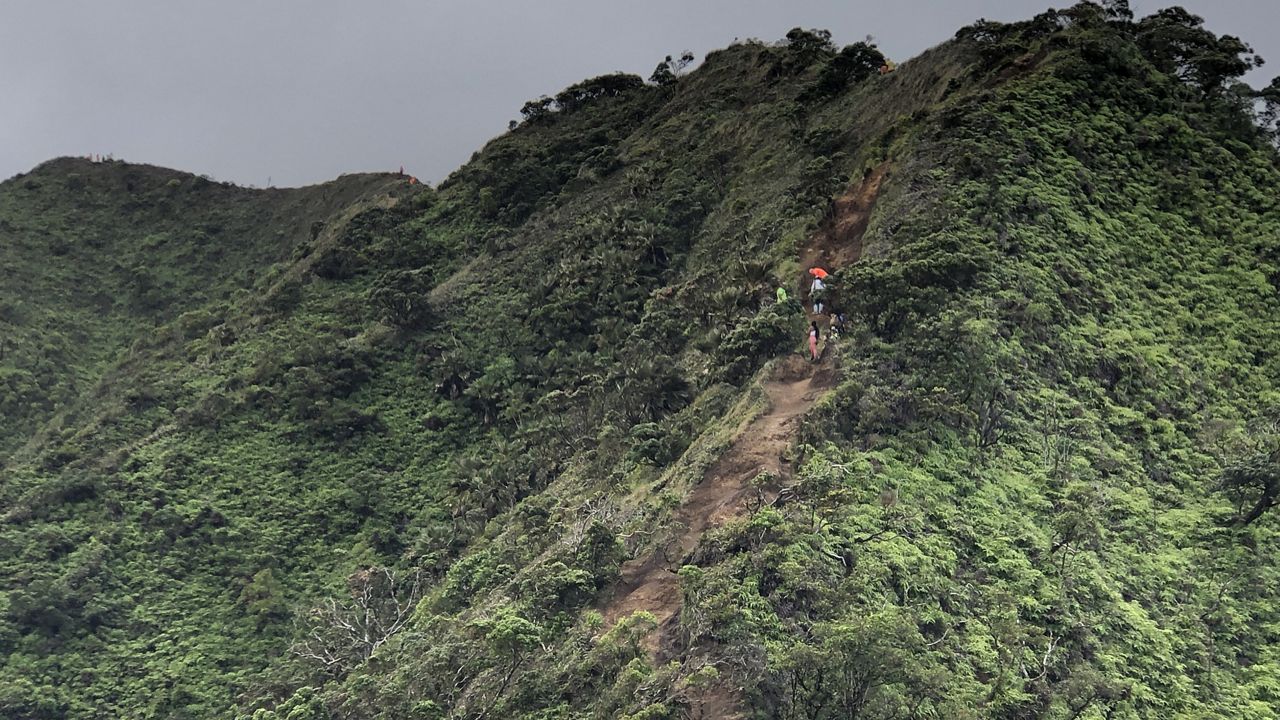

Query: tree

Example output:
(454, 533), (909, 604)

(519, 96), (555, 123)
(471, 608), (543, 719)
(768, 612), (921, 719)
(554, 73), (645, 113)
(292, 567), (423, 676)
(650, 51), (695, 86)
(238, 568), (289, 629)
(519, 73), (646, 125)
(809, 42), (886, 100)
(1136, 8), (1262, 94)
(1101, 0), (1134, 21)
(785, 28), (835, 59)
(462, 355), (522, 425)
(608, 351), (691, 424)
(1222, 445), (1280, 526)
(368, 268), (435, 329)
(240, 687), (327, 720)
(1256, 76), (1280, 141)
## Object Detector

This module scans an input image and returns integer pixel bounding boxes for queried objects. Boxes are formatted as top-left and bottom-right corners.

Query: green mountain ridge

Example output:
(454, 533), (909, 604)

(3, 3), (1280, 718)
(0, 160), (408, 459)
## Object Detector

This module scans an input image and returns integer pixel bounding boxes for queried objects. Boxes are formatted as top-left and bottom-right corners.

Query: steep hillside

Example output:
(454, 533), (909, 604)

(0, 161), (408, 458)
(2, 3), (1280, 719)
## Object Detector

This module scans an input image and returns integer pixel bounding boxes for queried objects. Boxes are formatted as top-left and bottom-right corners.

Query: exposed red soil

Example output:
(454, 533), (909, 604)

(797, 161), (890, 299)
(602, 355), (837, 634)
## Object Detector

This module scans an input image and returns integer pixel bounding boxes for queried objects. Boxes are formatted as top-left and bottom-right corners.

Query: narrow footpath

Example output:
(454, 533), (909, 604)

(601, 355), (837, 638)
(597, 161), (890, 718)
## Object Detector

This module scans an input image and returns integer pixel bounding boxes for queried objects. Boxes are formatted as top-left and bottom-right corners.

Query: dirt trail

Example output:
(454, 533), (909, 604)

(798, 161), (889, 296)
(602, 356), (836, 642)
(596, 161), (889, 718)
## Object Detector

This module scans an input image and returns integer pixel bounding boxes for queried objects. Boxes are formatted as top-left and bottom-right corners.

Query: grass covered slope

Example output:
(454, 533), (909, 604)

(1, 34), (889, 717)
(2, 3), (1280, 719)
(0, 159), (406, 459)
(681, 8), (1280, 717)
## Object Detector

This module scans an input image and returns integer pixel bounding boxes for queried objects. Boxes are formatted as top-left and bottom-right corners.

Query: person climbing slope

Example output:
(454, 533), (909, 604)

(810, 275), (827, 315)
(809, 321), (820, 362)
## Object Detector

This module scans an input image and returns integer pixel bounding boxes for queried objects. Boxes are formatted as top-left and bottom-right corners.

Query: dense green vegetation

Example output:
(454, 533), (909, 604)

(0, 164), (406, 458)
(2, 2), (1279, 718)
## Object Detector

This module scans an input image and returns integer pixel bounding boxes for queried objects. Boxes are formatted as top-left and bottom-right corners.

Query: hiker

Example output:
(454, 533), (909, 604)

(809, 321), (820, 361)
(810, 276), (827, 315)
(829, 310), (844, 338)
(776, 286), (788, 304)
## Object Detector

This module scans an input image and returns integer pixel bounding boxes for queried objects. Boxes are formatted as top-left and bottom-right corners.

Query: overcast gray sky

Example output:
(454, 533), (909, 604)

(2, 1), (1275, 187)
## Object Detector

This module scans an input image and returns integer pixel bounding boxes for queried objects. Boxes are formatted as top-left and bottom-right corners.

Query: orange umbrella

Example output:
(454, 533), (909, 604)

(809, 267), (830, 279)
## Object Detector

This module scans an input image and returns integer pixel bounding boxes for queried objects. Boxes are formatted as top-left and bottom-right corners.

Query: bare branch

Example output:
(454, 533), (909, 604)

(291, 565), (425, 676)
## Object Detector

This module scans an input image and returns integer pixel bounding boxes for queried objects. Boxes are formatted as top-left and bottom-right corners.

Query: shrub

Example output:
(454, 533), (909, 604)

(554, 73), (645, 113)
(264, 275), (305, 313)
(312, 246), (363, 280)
(716, 304), (805, 383)
(783, 28), (836, 69)
(368, 268), (436, 328)
(628, 422), (680, 465)
(517, 561), (595, 616)
(808, 42), (886, 100)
